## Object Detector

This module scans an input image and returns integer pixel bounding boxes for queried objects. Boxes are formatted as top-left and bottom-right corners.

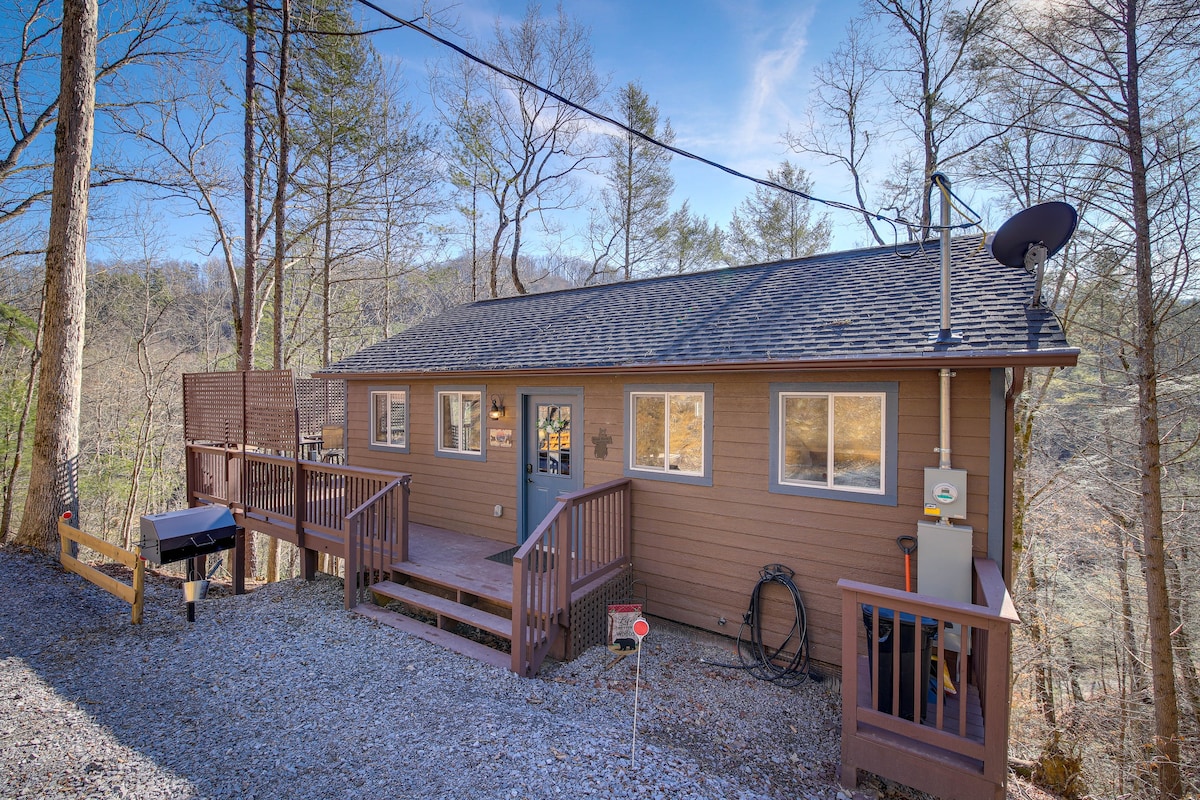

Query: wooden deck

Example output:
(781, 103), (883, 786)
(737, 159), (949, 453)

(186, 442), (632, 675)
(399, 523), (515, 606)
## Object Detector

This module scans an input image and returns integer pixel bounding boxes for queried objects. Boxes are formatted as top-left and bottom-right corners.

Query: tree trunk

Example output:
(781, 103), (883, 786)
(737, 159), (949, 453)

(266, 0), (290, 585)
(14, 0), (97, 551)
(1124, 2), (1182, 791)
(0, 303), (43, 541)
(272, 0), (289, 372)
(241, 0), (258, 371)
(321, 139), (334, 368)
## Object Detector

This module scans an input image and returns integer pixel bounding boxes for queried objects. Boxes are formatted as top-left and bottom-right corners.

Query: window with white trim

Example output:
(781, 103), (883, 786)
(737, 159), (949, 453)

(625, 386), (712, 485)
(437, 389), (482, 457)
(770, 382), (898, 504)
(369, 389), (408, 450)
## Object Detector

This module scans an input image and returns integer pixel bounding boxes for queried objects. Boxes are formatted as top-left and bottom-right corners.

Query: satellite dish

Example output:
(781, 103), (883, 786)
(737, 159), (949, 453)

(990, 201), (1078, 306)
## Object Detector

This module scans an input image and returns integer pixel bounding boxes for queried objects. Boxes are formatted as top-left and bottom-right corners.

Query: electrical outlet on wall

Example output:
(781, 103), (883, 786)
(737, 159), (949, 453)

(493, 504), (503, 517)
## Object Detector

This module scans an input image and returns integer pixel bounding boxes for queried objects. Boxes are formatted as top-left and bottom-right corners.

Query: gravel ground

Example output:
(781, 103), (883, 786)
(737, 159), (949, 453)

(1, 546), (1041, 800)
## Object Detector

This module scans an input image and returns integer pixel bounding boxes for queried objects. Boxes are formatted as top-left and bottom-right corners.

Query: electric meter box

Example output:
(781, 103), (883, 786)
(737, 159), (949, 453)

(924, 467), (968, 519)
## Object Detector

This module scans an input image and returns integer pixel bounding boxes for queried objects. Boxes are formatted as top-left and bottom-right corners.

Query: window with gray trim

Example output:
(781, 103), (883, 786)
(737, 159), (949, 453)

(437, 388), (483, 459)
(624, 385), (713, 486)
(368, 388), (408, 451)
(770, 382), (898, 505)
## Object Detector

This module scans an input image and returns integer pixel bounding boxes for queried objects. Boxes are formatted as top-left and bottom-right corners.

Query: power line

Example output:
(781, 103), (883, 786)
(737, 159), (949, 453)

(353, 0), (980, 234)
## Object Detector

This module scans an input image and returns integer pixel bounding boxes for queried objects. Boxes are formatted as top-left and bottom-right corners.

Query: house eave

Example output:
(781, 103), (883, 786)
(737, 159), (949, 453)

(316, 348), (1080, 380)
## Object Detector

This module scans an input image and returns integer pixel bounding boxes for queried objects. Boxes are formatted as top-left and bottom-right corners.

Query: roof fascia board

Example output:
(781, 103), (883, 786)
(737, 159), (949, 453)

(319, 348), (1080, 381)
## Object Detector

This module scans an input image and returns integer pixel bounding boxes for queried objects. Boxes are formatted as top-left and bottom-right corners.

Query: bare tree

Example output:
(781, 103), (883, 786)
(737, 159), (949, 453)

(588, 81), (674, 282)
(991, 0), (1200, 794)
(791, 0), (1001, 237)
(0, 0), (184, 234)
(440, 3), (602, 297)
(14, 0), (97, 550)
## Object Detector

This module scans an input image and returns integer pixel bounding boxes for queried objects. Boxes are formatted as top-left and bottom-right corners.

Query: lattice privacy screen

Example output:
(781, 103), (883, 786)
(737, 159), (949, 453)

(296, 377), (346, 438)
(184, 370), (319, 451)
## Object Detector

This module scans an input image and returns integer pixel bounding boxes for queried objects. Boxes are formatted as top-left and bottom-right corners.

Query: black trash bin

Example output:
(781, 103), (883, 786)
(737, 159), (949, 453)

(862, 605), (937, 722)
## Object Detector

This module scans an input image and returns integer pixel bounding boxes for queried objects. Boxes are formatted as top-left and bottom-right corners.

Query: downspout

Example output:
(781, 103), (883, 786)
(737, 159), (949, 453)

(1003, 365), (1026, 586)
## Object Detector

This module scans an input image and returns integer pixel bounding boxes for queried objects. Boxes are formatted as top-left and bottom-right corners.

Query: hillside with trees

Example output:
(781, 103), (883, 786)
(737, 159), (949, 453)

(0, 0), (1196, 796)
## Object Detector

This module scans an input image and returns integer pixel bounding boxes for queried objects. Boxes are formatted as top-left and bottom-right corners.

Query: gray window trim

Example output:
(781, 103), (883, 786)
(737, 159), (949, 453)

(435, 384), (486, 462)
(769, 381), (898, 505)
(623, 383), (714, 487)
(367, 385), (410, 454)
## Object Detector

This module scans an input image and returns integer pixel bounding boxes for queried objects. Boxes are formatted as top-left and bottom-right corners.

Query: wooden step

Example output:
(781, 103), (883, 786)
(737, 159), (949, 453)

(389, 560), (511, 608)
(353, 602), (510, 672)
(369, 580), (512, 640)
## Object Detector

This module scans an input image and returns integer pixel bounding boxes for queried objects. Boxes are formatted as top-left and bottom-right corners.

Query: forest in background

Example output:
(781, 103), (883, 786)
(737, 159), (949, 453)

(1, 0), (1197, 796)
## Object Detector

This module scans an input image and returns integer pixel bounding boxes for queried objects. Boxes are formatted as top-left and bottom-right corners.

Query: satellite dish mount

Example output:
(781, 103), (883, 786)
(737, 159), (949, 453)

(990, 201), (1078, 307)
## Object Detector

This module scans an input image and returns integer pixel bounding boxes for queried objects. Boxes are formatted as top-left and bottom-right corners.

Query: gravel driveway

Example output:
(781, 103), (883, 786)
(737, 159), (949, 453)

(0, 546), (860, 800)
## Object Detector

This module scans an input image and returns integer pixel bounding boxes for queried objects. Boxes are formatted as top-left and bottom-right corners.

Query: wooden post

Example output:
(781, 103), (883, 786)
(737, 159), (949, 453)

(343, 515), (358, 609)
(396, 477), (410, 564)
(131, 550), (144, 624)
(839, 584), (859, 790)
(233, 526), (246, 594)
(296, 457), (313, 580)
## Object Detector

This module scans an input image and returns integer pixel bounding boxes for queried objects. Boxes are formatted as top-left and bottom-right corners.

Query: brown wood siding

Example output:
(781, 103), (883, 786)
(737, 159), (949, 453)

(343, 368), (997, 670)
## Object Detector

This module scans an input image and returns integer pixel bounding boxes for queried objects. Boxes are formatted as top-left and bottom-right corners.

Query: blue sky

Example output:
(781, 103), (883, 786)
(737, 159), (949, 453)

(69, 0), (869, 263)
(363, 0), (869, 250)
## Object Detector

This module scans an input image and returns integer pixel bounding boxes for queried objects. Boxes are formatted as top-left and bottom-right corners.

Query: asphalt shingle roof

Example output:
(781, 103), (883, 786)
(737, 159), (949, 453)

(322, 237), (1076, 376)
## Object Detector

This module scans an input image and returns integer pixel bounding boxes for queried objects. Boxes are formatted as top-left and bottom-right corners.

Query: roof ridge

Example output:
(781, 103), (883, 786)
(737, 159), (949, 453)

(468, 235), (987, 308)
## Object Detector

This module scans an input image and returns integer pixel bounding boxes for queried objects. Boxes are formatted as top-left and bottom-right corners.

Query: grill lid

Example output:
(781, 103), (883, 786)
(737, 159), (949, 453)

(140, 506), (238, 566)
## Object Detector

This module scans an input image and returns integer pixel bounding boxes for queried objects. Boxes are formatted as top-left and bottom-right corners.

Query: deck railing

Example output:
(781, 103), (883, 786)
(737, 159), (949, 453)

(344, 476), (410, 609)
(511, 479), (632, 677)
(838, 557), (1018, 800)
(185, 444), (410, 586)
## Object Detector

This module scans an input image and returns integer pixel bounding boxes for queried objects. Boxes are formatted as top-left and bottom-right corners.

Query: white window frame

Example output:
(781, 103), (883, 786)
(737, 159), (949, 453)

(769, 381), (898, 506)
(623, 384), (713, 487)
(436, 386), (485, 461)
(368, 387), (409, 453)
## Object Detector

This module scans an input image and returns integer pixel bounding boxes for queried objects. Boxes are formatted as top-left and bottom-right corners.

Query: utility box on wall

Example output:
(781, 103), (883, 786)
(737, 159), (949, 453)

(917, 519), (973, 652)
(923, 467), (968, 520)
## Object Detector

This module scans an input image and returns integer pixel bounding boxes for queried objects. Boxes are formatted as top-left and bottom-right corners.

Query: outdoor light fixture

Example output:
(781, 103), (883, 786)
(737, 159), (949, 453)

(489, 396), (505, 420)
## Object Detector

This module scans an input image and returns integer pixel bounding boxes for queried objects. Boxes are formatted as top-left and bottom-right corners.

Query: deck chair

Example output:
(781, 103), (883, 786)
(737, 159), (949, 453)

(321, 425), (345, 464)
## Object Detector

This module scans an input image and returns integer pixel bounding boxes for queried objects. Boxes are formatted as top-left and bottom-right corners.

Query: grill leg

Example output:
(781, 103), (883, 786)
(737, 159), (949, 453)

(186, 557), (198, 623)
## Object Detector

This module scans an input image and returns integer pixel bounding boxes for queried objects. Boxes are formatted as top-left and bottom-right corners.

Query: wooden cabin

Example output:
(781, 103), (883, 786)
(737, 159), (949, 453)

(184, 236), (1074, 799)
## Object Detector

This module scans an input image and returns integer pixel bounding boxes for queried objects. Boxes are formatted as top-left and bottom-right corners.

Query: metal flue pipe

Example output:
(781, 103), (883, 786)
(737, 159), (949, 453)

(933, 172), (953, 470)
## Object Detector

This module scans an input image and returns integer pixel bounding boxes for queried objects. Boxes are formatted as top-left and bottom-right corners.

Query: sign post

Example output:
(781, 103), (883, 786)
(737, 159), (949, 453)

(630, 617), (649, 767)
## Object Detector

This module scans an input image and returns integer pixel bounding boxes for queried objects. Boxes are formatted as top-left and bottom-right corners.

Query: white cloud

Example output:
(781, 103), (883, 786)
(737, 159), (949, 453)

(734, 10), (814, 169)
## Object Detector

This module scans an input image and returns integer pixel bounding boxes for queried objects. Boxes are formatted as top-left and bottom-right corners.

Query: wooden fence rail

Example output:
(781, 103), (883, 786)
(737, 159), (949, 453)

(58, 513), (145, 624)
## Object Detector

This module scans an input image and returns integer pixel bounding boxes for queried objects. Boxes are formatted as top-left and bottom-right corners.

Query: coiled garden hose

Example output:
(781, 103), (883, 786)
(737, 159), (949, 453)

(706, 563), (819, 686)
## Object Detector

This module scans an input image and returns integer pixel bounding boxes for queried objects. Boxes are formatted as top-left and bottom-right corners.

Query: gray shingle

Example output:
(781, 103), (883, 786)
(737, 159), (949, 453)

(322, 237), (1075, 375)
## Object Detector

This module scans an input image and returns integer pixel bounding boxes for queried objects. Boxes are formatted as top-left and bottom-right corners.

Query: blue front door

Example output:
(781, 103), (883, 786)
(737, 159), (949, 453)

(522, 393), (582, 541)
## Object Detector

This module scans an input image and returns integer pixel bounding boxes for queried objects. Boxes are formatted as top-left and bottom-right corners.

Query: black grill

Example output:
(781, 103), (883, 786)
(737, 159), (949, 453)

(139, 506), (238, 566)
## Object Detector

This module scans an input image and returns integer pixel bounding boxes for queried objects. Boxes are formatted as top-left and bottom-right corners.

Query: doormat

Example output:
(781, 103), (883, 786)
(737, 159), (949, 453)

(485, 546), (555, 571)
(485, 546), (520, 566)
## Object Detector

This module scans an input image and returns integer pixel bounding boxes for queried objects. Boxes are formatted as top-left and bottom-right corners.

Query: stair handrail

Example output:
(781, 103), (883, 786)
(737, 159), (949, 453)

(510, 478), (632, 677)
(510, 499), (569, 676)
(344, 475), (411, 609)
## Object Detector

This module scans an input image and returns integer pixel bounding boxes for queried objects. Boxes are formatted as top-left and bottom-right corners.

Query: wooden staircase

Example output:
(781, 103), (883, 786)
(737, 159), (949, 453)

(356, 557), (517, 671)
